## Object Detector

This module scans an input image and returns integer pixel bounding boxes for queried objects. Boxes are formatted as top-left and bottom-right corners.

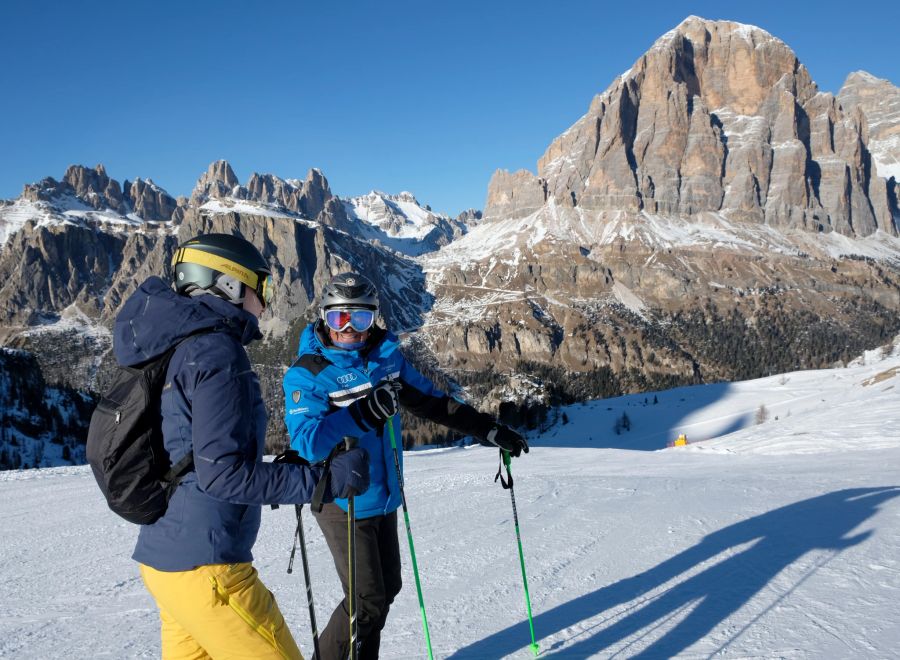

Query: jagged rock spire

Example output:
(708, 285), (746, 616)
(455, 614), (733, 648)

(190, 160), (240, 205)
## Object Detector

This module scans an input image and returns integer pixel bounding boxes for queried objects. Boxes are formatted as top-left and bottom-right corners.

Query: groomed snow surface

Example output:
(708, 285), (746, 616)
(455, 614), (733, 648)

(3, 345), (900, 658)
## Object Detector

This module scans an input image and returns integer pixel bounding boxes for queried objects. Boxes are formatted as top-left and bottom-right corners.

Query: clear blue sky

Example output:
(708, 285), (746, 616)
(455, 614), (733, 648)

(1, 1), (897, 216)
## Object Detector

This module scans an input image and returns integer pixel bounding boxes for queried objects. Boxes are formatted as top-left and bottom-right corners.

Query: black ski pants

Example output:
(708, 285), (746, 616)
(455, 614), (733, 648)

(313, 503), (402, 660)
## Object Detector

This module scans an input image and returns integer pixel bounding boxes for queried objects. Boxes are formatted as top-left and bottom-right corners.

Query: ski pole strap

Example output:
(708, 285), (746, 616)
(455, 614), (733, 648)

(311, 468), (330, 513)
(311, 439), (355, 512)
(494, 450), (513, 490)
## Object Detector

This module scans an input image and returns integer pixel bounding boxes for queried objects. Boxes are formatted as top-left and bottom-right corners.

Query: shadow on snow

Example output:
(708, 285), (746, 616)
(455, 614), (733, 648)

(448, 487), (900, 659)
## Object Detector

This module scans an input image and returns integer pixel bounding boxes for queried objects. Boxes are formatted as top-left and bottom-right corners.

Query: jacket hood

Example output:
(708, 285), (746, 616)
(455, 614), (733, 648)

(298, 321), (399, 367)
(114, 276), (262, 366)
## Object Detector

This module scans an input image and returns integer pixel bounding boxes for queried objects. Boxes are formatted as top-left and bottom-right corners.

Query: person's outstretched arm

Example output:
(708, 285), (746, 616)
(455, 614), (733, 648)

(396, 357), (529, 456)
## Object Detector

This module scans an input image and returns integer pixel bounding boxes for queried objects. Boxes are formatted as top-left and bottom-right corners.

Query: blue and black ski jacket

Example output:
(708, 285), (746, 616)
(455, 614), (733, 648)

(283, 322), (496, 519)
(116, 277), (321, 572)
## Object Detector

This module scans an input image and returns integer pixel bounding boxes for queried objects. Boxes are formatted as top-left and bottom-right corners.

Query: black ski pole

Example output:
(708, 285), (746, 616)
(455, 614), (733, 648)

(275, 449), (321, 658)
(288, 504), (320, 660)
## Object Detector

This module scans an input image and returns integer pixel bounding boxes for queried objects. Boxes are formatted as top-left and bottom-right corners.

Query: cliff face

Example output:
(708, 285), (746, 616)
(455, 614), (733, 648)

(487, 17), (898, 237)
(838, 71), (900, 227)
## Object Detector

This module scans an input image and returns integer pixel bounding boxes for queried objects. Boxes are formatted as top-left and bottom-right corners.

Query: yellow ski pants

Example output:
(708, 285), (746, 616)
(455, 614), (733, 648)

(140, 562), (304, 660)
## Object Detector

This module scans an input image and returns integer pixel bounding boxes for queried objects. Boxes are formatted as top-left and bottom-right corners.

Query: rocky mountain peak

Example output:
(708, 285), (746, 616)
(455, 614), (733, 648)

(393, 191), (420, 205)
(17, 164), (127, 215)
(455, 208), (483, 225)
(838, 71), (900, 183)
(644, 16), (815, 114)
(192, 164), (341, 224)
(123, 177), (179, 222)
(12, 165), (180, 223)
(486, 17), (898, 238)
(298, 168), (333, 219)
(190, 159), (240, 204)
(62, 164), (127, 213)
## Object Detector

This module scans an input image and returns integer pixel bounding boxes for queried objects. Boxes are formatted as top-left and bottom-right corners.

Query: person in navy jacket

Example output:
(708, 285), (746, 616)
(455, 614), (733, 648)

(119, 234), (370, 660)
(283, 272), (528, 659)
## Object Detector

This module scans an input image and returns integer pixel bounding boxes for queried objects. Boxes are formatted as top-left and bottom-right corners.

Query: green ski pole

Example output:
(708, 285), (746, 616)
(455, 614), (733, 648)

(501, 450), (539, 656)
(387, 416), (435, 660)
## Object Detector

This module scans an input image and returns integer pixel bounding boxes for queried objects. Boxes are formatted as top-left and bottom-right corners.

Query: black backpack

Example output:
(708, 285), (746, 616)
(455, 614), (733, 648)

(87, 334), (207, 524)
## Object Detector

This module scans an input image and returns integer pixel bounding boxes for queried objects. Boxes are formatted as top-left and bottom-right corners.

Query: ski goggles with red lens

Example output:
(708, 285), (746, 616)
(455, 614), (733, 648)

(324, 308), (376, 333)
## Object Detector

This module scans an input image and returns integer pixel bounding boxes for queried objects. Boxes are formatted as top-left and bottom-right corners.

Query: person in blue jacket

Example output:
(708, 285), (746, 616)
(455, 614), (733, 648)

(283, 272), (529, 659)
(117, 234), (370, 660)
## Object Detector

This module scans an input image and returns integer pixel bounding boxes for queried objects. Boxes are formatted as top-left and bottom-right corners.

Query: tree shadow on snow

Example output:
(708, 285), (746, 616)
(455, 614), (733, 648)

(448, 487), (900, 659)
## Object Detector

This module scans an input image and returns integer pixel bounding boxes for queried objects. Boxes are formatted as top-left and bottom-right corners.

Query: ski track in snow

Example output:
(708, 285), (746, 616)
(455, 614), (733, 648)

(2, 350), (900, 658)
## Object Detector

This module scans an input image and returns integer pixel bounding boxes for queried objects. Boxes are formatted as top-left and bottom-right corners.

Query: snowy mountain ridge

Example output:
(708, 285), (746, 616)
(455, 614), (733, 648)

(342, 189), (468, 257)
(0, 195), (151, 247)
(423, 200), (900, 275)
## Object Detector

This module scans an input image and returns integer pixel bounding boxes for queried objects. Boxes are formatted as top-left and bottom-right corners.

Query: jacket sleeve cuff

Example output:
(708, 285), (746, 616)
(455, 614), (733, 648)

(348, 399), (376, 432)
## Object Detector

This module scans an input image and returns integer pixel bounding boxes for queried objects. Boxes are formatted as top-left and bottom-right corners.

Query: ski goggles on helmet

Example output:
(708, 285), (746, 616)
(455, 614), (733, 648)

(257, 272), (274, 308)
(324, 308), (376, 333)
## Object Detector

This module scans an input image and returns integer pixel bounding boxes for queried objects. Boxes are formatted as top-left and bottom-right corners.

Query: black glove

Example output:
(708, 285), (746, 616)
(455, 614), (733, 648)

(327, 447), (370, 500)
(486, 425), (529, 457)
(353, 379), (402, 429)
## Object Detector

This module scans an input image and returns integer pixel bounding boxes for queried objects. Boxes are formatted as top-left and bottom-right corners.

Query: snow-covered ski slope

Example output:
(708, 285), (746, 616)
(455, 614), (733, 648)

(2, 344), (899, 658)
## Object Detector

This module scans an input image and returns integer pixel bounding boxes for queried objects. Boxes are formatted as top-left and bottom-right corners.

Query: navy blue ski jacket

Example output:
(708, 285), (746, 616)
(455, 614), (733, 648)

(283, 322), (496, 520)
(116, 277), (321, 572)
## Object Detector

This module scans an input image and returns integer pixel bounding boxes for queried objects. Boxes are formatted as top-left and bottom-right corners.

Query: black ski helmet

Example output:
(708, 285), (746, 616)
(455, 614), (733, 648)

(171, 233), (273, 307)
(320, 272), (379, 316)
